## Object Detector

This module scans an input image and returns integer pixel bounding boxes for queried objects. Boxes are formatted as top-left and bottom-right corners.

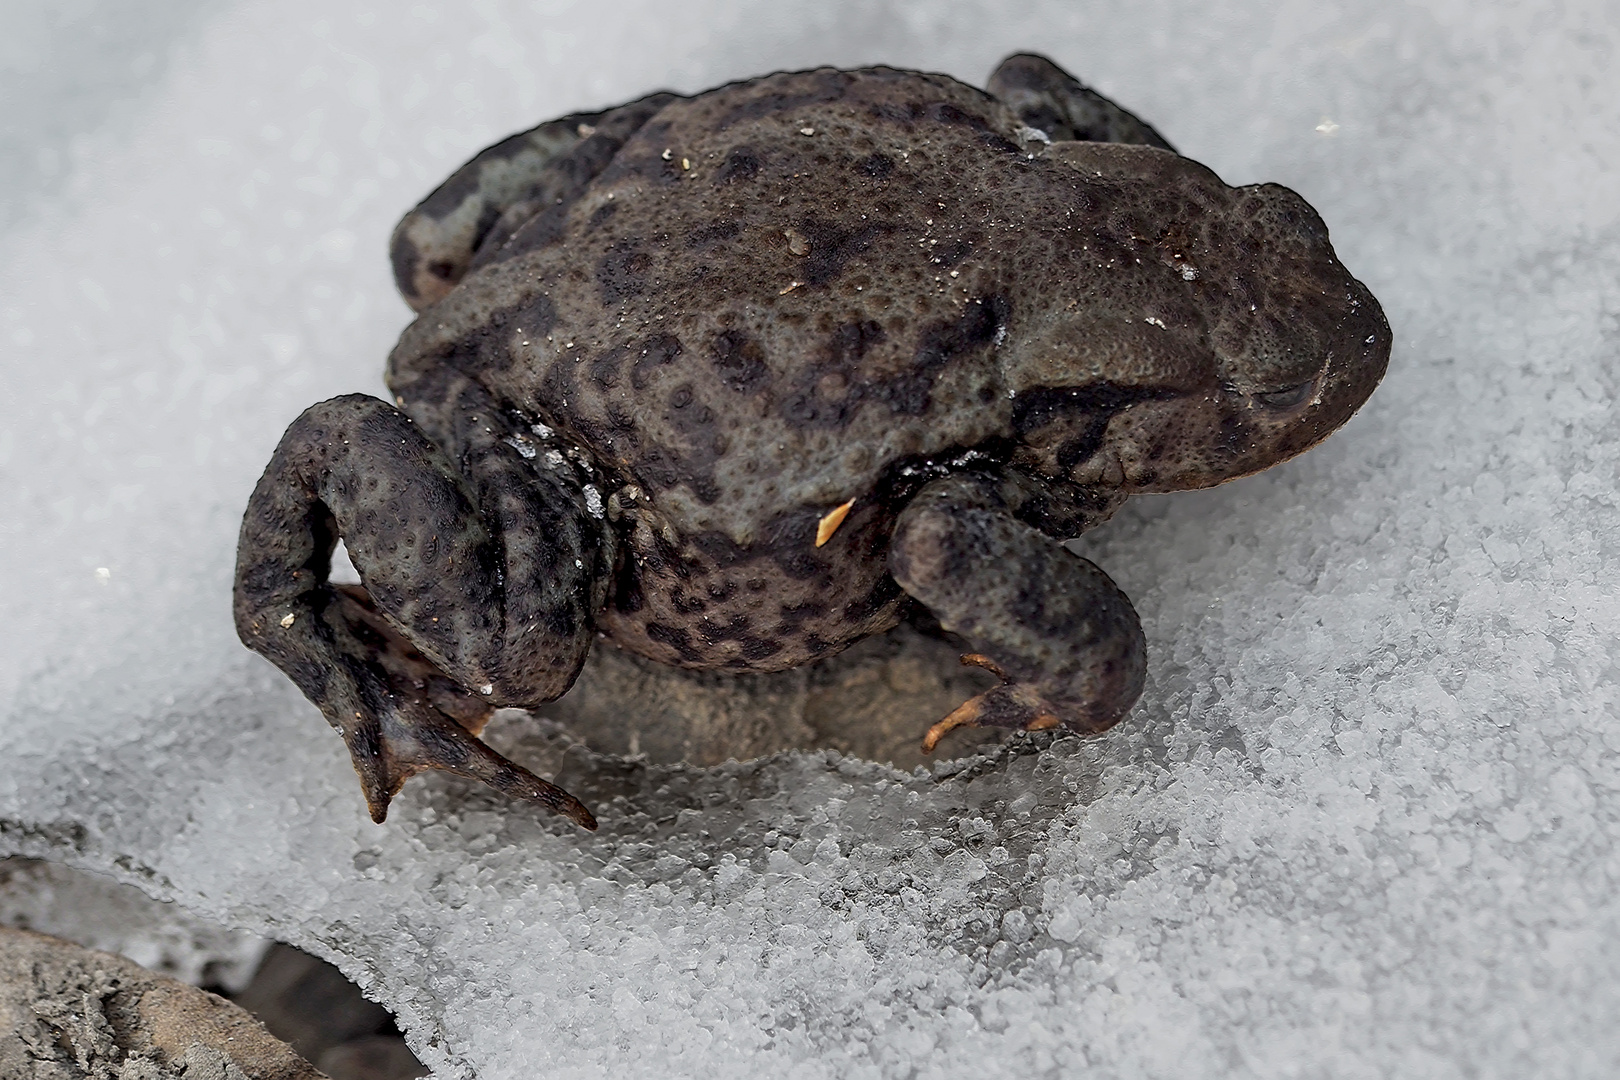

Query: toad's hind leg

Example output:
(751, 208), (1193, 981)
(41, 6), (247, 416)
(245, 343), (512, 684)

(889, 476), (1146, 751)
(986, 53), (1175, 151)
(389, 90), (677, 311)
(234, 393), (611, 827)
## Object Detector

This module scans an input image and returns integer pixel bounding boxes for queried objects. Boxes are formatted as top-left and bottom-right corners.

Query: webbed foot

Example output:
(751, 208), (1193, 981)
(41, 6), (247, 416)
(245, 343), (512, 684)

(234, 394), (608, 829)
(325, 587), (596, 829)
(918, 655), (1062, 752)
(341, 699), (595, 829)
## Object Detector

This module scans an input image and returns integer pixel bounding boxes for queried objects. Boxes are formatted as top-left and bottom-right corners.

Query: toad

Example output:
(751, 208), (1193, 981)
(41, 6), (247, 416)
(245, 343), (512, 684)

(235, 54), (1390, 828)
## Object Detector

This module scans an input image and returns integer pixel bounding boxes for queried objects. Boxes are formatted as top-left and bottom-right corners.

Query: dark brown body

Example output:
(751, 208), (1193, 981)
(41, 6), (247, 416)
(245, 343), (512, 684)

(236, 55), (1390, 825)
(387, 66), (1387, 674)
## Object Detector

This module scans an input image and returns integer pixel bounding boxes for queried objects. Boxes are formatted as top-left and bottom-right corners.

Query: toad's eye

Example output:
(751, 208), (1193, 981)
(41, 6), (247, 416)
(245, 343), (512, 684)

(1253, 382), (1314, 410)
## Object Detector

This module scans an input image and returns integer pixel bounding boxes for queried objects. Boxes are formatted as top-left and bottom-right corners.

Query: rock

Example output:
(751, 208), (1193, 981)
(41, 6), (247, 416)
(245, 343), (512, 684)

(0, 927), (325, 1080)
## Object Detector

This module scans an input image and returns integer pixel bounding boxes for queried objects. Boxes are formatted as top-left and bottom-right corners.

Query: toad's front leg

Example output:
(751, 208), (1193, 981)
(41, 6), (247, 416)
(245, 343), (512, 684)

(889, 475), (1146, 751)
(234, 393), (610, 827)
(389, 90), (676, 311)
(986, 52), (1174, 150)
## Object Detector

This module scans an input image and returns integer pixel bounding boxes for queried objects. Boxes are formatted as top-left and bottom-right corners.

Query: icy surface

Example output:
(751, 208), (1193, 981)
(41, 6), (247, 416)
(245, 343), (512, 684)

(2, 1), (1619, 1077)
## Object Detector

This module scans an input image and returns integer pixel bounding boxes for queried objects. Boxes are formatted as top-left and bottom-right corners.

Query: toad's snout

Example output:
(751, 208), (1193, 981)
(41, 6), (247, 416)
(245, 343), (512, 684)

(1211, 183), (1392, 447)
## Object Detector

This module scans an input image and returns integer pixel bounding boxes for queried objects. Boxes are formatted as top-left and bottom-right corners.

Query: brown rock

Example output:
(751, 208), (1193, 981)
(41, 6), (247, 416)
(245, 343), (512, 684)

(0, 926), (325, 1080)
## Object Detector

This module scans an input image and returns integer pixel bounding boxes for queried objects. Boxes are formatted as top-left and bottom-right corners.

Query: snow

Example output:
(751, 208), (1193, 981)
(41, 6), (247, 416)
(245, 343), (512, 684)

(2, 0), (1618, 1077)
